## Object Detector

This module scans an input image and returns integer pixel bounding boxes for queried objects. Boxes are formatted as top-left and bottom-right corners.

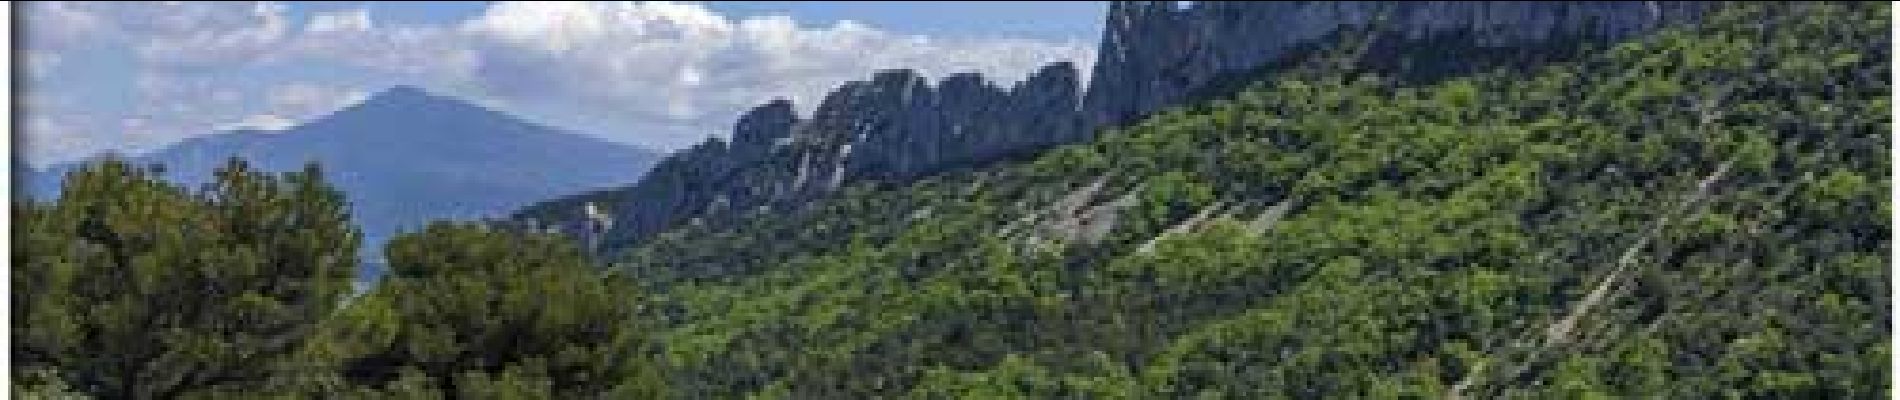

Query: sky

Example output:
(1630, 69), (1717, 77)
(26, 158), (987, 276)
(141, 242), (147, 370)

(18, 1), (1107, 166)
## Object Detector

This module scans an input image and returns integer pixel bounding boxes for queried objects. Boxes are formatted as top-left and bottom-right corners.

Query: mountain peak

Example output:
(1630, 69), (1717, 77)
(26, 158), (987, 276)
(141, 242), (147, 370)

(327, 85), (500, 124)
(361, 85), (445, 105)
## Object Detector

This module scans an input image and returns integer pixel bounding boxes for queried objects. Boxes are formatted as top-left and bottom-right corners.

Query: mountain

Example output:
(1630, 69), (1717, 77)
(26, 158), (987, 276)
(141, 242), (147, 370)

(511, 1), (1714, 255)
(30, 86), (661, 279)
(511, 64), (1090, 250)
(1083, 1), (1712, 126)
(573, 2), (1886, 397)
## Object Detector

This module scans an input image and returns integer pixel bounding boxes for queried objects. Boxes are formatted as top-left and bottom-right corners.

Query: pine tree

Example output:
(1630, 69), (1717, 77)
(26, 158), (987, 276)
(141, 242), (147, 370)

(320, 222), (666, 398)
(12, 158), (359, 398)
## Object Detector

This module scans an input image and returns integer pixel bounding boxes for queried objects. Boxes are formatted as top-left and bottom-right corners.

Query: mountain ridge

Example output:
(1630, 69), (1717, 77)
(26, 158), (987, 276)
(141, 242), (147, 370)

(27, 86), (662, 278)
(513, 0), (1716, 255)
(593, 2), (1885, 396)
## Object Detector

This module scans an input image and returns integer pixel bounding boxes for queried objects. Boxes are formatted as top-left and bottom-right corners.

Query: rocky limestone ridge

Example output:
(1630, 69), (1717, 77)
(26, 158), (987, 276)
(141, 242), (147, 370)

(1085, 1), (1713, 127)
(513, 1), (1712, 252)
(516, 63), (1085, 249)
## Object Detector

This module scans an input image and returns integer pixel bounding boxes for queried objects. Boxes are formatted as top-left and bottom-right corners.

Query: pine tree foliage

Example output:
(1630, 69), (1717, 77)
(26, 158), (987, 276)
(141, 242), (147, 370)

(14, 159), (358, 398)
(13, 161), (667, 399)
(317, 222), (666, 399)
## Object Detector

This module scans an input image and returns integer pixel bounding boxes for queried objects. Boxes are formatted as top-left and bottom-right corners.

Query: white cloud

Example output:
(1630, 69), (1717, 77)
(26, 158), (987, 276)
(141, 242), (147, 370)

(29, 1), (296, 71)
(218, 114), (297, 131)
(265, 82), (371, 119)
(448, 1), (1095, 148)
(19, 116), (108, 166)
(22, 51), (62, 79)
(14, 93), (109, 166)
(216, 82), (371, 132)
(19, 2), (108, 48)
(17, 2), (309, 164)
(18, 1), (1097, 164)
(306, 8), (372, 33)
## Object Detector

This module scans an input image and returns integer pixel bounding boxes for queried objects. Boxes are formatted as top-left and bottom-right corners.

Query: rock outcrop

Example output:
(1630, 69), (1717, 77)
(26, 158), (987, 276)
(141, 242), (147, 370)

(1084, 1), (1712, 126)
(515, 63), (1087, 248)
(513, 1), (1713, 252)
(729, 99), (799, 160)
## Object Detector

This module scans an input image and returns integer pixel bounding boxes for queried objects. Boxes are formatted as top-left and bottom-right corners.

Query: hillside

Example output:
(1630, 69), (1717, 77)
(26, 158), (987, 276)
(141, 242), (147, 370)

(599, 2), (1886, 398)
(510, 1), (1716, 254)
(29, 87), (660, 276)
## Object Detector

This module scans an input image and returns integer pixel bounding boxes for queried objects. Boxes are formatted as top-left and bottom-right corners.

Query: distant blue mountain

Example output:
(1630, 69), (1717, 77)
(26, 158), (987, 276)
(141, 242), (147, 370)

(25, 86), (661, 281)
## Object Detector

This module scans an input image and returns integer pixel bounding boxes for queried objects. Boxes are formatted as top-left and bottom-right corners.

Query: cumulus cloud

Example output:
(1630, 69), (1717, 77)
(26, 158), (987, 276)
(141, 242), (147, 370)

(14, 93), (109, 166)
(19, 2), (110, 48)
(19, 115), (110, 166)
(139, 2), (293, 70)
(18, 1), (1097, 164)
(222, 82), (373, 131)
(18, 2), (309, 163)
(449, 1), (1095, 148)
(217, 114), (297, 131)
(265, 82), (372, 118)
(22, 51), (62, 79)
(22, 1), (296, 71)
(306, 8), (372, 33)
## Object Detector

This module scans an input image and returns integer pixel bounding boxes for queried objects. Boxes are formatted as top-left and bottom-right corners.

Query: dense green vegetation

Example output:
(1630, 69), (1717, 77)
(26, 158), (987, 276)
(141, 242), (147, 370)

(611, 2), (1888, 398)
(15, 160), (358, 399)
(13, 159), (665, 399)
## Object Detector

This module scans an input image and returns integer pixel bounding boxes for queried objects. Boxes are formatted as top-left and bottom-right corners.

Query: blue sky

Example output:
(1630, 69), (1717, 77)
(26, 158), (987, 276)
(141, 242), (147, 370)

(19, 1), (1106, 166)
(287, 1), (1107, 40)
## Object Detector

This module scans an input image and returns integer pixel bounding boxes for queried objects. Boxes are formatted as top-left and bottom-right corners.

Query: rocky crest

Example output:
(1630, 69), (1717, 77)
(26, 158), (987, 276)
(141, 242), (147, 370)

(513, 1), (1712, 252)
(1085, 1), (1711, 126)
(516, 63), (1087, 248)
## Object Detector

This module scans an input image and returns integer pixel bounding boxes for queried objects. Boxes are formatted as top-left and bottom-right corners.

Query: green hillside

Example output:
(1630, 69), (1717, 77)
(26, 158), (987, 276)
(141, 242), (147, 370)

(610, 2), (1889, 398)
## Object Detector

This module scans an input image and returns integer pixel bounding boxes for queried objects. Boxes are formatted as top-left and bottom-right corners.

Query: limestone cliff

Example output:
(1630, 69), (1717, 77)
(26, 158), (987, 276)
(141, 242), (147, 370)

(511, 1), (1713, 253)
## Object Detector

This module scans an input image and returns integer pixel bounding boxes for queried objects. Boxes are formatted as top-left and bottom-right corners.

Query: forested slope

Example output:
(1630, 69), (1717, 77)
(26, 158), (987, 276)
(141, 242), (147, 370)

(608, 2), (1888, 398)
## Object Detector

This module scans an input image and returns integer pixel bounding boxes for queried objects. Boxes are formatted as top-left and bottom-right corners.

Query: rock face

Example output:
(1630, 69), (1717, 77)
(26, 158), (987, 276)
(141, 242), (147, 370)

(515, 63), (1088, 248)
(1084, 1), (1712, 126)
(821, 64), (1088, 182)
(514, 1), (1712, 252)
(730, 99), (798, 160)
